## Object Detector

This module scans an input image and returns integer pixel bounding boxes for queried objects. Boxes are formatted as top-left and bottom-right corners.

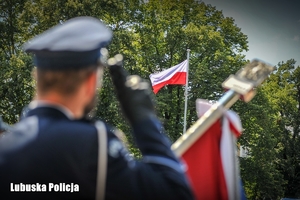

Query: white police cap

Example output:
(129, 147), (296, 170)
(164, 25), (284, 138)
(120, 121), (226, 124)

(23, 16), (112, 70)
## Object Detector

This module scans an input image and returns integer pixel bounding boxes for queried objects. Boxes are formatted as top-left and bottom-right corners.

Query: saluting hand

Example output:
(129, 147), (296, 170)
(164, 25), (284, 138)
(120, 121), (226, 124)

(107, 54), (155, 125)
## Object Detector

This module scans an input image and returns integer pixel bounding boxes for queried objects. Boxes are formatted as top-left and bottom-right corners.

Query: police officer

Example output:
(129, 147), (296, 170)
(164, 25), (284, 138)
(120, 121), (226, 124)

(0, 17), (194, 200)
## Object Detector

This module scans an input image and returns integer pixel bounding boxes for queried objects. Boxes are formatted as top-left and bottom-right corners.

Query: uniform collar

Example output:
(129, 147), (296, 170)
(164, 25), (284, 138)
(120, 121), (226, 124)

(28, 100), (75, 120)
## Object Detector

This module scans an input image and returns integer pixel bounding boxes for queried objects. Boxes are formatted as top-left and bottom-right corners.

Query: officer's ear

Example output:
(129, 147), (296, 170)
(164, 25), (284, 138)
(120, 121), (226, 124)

(84, 68), (99, 96)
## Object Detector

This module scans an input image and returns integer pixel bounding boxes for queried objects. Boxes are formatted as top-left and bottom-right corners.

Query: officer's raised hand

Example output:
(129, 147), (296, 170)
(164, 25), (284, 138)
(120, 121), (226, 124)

(107, 54), (155, 125)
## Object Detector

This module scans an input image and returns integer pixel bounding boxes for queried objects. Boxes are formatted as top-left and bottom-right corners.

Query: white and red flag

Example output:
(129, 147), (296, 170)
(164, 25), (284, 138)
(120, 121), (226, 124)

(181, 99), (246, 200)
(149, 60), (187, 94)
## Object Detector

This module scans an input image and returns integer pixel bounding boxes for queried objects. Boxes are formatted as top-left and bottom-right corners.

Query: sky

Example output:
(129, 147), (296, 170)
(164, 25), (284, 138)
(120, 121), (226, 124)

(202, 0), (300, 66)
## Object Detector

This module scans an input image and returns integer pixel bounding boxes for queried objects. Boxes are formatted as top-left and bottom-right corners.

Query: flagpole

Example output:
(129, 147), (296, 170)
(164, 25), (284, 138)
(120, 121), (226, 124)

(183, 49), (190, 134)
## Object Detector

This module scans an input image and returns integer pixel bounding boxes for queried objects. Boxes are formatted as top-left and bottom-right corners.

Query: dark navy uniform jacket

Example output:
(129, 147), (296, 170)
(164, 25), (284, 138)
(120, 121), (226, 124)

(0, 105), (194, 200)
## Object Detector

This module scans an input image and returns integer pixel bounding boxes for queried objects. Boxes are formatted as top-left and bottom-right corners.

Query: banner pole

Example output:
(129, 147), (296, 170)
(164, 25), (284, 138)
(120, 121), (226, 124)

(183, 49), (190, 134)
(175, 90), (240, 155)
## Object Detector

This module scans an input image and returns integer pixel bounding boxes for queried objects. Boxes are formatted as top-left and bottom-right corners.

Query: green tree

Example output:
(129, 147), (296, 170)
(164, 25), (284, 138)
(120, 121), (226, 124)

(262, 59), (300, 198)
(0, 0), (34, 124)
(235, 88), (285, 199)
(120, 0), (248, 142)
(236, 59), (300, 199)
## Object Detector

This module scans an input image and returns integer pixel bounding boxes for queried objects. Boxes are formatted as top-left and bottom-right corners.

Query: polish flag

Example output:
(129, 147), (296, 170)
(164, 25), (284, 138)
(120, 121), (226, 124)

(180, 99), (246, 200)
(149, 60), (187, 94)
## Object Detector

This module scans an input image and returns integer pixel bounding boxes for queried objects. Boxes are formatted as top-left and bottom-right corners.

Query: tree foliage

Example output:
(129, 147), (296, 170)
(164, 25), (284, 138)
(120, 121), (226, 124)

(0, 0), (34, 123)
(121, 0), (249, 141)
(261, 59), (300, 198)
(235, 89), (285, 199)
